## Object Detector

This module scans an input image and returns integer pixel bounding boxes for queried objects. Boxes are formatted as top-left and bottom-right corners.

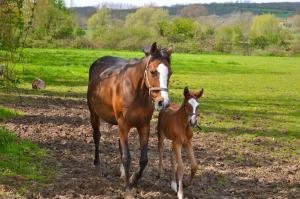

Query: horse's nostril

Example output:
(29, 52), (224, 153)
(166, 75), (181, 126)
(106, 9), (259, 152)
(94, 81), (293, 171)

(158, 100), (163, 107)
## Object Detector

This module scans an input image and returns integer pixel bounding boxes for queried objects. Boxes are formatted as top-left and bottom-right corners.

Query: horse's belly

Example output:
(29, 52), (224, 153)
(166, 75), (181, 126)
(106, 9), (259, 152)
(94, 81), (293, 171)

(124, 105), (153, 127)
(88, 82), (118, 125)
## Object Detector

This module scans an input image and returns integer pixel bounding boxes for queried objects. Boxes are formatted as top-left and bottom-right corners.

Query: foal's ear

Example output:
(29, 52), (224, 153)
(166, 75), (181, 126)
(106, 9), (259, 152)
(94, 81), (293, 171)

(150, 42), (158, 54)
(167, 46), (173, 55)
(184, 86), (190, 98)
(195, 88), (204, 99)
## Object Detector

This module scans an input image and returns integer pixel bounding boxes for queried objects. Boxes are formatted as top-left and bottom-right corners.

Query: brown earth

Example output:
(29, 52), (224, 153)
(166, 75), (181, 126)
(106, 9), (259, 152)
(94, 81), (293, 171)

(2, 96), (300, 199)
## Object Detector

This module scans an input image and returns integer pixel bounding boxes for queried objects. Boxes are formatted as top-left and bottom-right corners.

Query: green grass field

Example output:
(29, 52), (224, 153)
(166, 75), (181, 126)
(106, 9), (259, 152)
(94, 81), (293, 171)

(10, 48), (300, 140)
(0, 107), (54, 195)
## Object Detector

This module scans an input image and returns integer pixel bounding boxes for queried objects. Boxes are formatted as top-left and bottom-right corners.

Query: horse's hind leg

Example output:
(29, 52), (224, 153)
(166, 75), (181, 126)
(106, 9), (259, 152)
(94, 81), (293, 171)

(90, 112), (101, 169)
(130, 124), (150, 187)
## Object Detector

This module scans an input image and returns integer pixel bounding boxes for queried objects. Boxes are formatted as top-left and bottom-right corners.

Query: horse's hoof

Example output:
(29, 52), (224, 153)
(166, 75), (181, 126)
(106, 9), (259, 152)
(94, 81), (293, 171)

(177, 191), (183, 199)
(94, 165), (103, 177)
(129, 172), (139, 187)
(124, 191), (134, 199)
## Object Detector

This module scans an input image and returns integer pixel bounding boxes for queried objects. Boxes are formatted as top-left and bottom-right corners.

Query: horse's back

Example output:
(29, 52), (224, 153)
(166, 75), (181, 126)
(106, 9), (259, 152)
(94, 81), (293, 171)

(89, 56), (128, 81)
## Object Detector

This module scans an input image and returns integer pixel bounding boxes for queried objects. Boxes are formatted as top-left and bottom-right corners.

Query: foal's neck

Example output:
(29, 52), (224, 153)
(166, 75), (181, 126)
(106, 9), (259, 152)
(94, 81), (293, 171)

(178, 102), (189, 124)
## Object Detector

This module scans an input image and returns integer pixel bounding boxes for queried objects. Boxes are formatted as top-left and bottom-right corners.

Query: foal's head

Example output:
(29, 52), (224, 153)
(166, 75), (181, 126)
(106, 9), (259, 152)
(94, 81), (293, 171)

(143, 42), (173, 111)
(183, 87), (204, 127)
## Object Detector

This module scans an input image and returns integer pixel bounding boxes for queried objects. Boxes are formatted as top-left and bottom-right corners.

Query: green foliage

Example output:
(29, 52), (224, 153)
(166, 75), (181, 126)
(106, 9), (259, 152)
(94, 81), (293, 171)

(29, 0), (75, 40)
(161, 17), (198, 42)
(0, 106), (21, 120)
(250, 14), (280, 48)
(87, 7), (113, 37)
(215, 25), (243, 52)
(125, 7), (169, 33)
(0, 127), (53, 188)
(74, 26), (85, 37)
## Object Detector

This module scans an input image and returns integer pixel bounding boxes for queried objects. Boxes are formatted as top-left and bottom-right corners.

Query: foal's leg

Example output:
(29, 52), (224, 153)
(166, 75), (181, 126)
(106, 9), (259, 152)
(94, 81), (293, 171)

(90, 112), (101, 171)
(170, 145), (177, 193)
(130, 124), (150, 187)
(174, 143), (184, 199)
(158, 129), (165, 178)
(186, 140), (198, 186)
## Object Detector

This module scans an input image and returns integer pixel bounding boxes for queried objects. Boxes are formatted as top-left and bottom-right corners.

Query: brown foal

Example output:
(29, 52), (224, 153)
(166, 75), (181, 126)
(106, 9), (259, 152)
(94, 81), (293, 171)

(157, 87), (204, 199)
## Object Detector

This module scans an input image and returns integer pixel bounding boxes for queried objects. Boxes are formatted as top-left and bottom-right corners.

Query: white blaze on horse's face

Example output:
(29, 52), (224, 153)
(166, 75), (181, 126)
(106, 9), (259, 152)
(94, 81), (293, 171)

(188, 98), (199, 126)
(157, 63), (169, 108)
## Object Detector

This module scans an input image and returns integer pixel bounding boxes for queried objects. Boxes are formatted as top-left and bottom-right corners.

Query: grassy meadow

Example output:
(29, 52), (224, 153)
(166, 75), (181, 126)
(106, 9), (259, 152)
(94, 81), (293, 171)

(1, 48), (300, 153)
(4, 48), (299, 141)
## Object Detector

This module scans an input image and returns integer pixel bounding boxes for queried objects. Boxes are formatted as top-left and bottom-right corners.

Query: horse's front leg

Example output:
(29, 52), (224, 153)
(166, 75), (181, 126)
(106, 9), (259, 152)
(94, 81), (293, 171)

(118, 121), (132, 198)
(130, 124), (150, 187)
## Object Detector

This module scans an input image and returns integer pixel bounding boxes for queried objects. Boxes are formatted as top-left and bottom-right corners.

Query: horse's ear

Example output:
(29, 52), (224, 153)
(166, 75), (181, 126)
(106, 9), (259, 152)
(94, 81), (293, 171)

(150, 42), (157, 55)
(195, 88), (204, 99)
(184, 86), (189, 98)
(143, 47), (150, 56)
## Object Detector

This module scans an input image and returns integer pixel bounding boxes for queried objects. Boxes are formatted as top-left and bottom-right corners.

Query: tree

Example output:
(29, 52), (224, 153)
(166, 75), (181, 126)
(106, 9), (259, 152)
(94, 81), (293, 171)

(177, 4), (208, 18)
(30, 0), (75, 40)
(0, 0), (36, 86)
(125, 7), (169, 34)
(161, 18), (198, 42)
(215, 25), (243, 52)
(250, 14), (280, 48)
(87, 7), (114, 40)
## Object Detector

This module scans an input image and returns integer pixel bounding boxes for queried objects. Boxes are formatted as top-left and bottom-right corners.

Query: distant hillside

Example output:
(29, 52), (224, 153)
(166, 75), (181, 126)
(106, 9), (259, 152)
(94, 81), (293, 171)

(165, 2), (300, 18)
(72, 2), (300, 28)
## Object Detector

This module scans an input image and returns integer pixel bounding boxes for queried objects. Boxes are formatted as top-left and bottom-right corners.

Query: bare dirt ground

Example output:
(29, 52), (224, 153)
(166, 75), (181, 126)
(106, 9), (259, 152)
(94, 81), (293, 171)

(2, 96), (300, 199)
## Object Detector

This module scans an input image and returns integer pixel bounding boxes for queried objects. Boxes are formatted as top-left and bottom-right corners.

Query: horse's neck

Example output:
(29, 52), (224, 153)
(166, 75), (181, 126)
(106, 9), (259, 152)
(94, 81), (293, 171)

(125, 58), (149, 99)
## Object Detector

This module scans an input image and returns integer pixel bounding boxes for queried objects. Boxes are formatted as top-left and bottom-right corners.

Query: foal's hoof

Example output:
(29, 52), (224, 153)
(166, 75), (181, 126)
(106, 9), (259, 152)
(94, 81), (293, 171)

(124, 191), (134, 199)
(171, 180), (178, 193)
(129, 172), (139, 187)
(120, 164), (125, 178)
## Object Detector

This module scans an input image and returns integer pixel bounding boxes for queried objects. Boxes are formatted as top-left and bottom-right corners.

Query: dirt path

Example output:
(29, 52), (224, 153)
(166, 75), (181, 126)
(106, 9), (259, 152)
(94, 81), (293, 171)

(3, 96), (300, 199)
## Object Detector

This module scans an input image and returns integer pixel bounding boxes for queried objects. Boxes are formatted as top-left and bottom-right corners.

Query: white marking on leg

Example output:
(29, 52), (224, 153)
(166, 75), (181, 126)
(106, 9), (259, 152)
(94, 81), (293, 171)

(171, 180), (177, 192)
(120, 163), (125, 178)
(177, 191), (183, 199)
(157, 63), (169, 106)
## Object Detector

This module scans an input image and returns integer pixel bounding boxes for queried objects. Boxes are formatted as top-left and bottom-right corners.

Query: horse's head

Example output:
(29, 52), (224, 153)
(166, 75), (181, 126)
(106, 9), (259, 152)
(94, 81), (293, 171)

(183, 87), (204, 127)
(143, 42), (173, 111)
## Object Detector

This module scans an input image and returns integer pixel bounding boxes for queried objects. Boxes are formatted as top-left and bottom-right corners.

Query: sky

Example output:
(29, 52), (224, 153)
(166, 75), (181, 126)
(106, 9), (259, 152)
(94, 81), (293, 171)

(65, 0), (300, 7)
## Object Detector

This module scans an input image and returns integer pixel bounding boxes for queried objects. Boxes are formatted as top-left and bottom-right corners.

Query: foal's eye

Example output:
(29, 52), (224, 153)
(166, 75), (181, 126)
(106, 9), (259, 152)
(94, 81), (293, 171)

(150, 70), (158, 76)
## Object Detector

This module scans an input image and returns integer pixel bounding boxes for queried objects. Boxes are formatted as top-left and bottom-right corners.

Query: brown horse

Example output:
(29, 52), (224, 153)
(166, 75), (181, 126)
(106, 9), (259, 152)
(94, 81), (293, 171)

(87, 42), (172, 197)
(157, 87), (204, 199)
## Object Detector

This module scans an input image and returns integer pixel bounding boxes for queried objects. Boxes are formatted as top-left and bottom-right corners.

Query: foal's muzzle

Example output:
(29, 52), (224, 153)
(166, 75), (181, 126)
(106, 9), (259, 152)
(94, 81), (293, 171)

(189, 115), (197, 127)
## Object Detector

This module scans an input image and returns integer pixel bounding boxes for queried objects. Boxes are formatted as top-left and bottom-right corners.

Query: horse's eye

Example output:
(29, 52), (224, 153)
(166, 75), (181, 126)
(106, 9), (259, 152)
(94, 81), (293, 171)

(150, 70), (157, 76)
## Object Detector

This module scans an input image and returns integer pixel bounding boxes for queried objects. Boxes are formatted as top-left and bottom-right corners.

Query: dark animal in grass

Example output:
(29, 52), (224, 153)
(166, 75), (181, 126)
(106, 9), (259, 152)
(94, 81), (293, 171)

(157, 87), (204, 199)
(32, 78), (45, 90)
(87, 42), (173, 198)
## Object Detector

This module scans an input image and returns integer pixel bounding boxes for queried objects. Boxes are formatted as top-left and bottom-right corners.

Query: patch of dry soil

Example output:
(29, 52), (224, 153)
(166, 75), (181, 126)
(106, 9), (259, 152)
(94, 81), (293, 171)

(2, 96), (300, 198)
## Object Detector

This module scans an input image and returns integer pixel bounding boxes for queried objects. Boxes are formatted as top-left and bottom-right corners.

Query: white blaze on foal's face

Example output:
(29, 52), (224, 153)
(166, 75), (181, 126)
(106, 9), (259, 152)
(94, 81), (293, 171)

(157, 63), (169, 107)
(188, 98), (199, 126)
